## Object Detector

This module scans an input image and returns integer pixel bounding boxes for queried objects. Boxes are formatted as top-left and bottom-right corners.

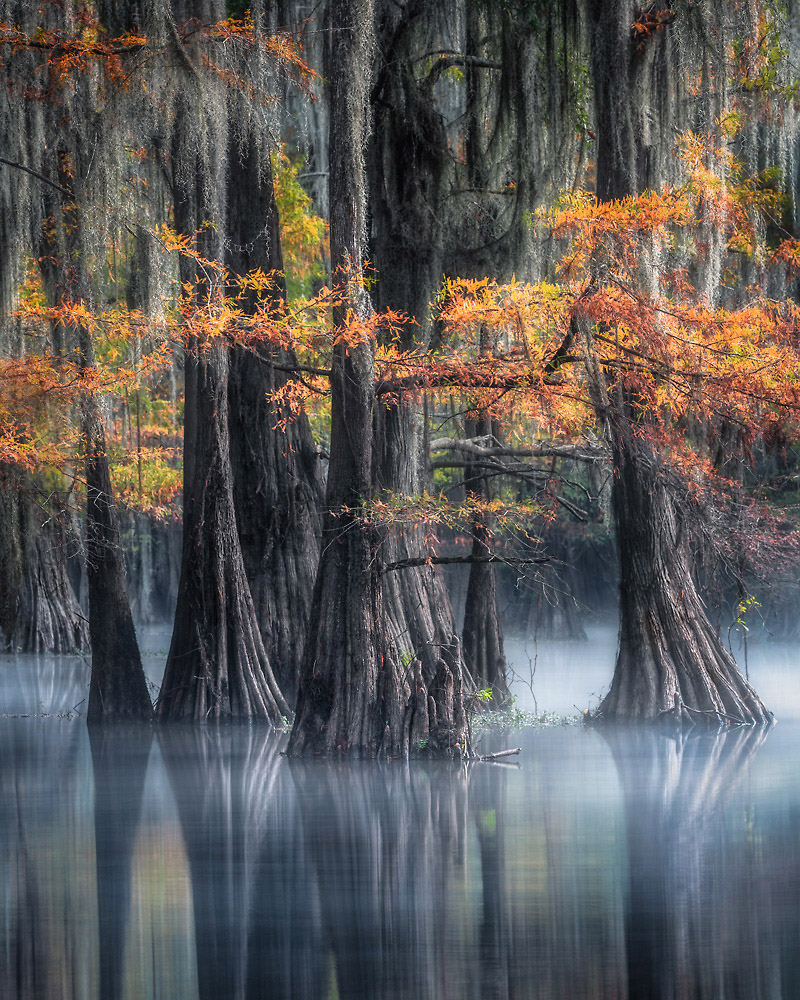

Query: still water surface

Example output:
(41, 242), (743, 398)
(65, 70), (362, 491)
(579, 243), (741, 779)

(1, 627), (799, 999)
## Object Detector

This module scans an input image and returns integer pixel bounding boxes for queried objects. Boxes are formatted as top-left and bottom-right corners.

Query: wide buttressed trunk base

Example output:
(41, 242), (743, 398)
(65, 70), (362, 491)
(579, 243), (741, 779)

(84, 408), (153, 724)
(376, 396), (465, 689)
(594, 437), (771, 727)
(157, 346), (289, 725)
(0, 481), (88, 654)
(229, 344), (322, 707)
(287, 513), (470, 760)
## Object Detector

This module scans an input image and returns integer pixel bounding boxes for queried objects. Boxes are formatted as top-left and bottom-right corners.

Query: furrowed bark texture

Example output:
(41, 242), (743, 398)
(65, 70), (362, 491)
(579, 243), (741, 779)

(226, 128), (323, 705)
(375, 399), (463, 685)
(0, 477), (87, 653)
(588, 0), (770, 724)
(289, 0), (468, 757)
(157, 139), (288, 724)
(369, 4), (464, 688)
(597, 428), (770, 724)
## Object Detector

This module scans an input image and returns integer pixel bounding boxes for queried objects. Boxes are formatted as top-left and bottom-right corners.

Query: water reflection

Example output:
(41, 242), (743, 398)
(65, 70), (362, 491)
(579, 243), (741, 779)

(604, 726), (775, 1000)
(90, 725), (152, 1000)
(291, 762), (470, 999)
(1, 716), (799, 998)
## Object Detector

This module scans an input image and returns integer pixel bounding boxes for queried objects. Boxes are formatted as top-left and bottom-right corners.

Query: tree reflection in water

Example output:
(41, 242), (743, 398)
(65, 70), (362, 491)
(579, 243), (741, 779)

(290, 762), (470, 1000)
(90, 724), (153, 1000)
(3, 718), (800, 999)
(603, 725), (774, 1000)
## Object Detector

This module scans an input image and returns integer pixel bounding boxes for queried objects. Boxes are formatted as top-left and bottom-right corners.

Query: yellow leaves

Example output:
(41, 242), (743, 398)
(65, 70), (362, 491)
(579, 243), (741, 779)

(109, 447), (181, 519)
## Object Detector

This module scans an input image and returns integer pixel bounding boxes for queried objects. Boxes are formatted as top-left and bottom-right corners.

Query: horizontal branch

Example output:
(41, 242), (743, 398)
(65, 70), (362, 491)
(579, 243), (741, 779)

(429, 435), (607, 462)
(382, 554), (551, 573)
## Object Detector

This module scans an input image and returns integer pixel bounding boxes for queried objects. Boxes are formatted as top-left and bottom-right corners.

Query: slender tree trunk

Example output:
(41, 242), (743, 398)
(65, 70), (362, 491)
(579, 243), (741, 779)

(50, 181), (152, 722)
(157, 139), (288, 724)
(82, 376), (154, 722)
(587, 0), (770, 724)
(461, 420), (510, 706)
(289, 0), (469, 757)
(226, 128), (323, 705)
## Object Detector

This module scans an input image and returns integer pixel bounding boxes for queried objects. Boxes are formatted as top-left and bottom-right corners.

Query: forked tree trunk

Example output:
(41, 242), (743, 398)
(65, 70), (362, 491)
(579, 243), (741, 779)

(226, 128), (323, 705)
(587, 0), (770, 725)
(461, 416), (510, 706)
(0, 476), (87, 653)
(289, 0), (469, 757)
(157, 141), (288, 724)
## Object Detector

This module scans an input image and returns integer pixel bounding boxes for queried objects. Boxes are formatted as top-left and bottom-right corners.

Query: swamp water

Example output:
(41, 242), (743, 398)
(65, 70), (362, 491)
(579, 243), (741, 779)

(1, 626), (799, 999)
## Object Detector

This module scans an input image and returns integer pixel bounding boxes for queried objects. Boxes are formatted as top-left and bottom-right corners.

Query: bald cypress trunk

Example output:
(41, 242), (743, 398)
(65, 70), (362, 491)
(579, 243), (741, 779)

(226, 129), (323, 705)
(587, 0), (770, 724)
(157, 136), (288, 724)
(0, 476), (87, 653)
(83, 380), (154, 722)
(46, 162), (152, 723)
(369, 21), (462, 685)
(289, 0), (469, 758)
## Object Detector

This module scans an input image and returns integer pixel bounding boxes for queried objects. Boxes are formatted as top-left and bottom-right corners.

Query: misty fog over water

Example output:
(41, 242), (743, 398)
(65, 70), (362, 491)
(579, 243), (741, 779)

(1, 626), (799, 998)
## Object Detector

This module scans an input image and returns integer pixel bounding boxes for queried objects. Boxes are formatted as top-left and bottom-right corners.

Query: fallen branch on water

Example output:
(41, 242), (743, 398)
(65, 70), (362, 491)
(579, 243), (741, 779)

(468, 746), (522, 762)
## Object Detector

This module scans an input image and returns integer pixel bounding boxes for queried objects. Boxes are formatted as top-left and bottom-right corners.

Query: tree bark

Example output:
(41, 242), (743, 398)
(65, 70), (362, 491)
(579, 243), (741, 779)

(289, 0), (469, 757)
(46, 162), (152, 723)
(596, 423), (770, 724)
(0, 475), (87, 653)
(225, 126), (323, 706)
(83, 379), (154, 723)
(157, 134), (289, 724)
(368, 4), (465, 689)
(587, 0), (771, 724)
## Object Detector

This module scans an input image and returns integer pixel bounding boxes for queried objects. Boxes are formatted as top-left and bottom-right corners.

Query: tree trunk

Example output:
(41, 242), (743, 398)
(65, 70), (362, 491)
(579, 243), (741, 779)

(587, 0), (770, 724)
(0, 474), (87, 653)
(597, 428), (770, 724)
(83, 381), (154, 723)
(289, 0), (469, 757)
(157, 139), (289, 724)
(368, 5), (464, 689)
(375, 399), (463, 685)
(461, 416), (510, 706)
(226, 127), (323, 705)
(52, 175), (152, 722)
